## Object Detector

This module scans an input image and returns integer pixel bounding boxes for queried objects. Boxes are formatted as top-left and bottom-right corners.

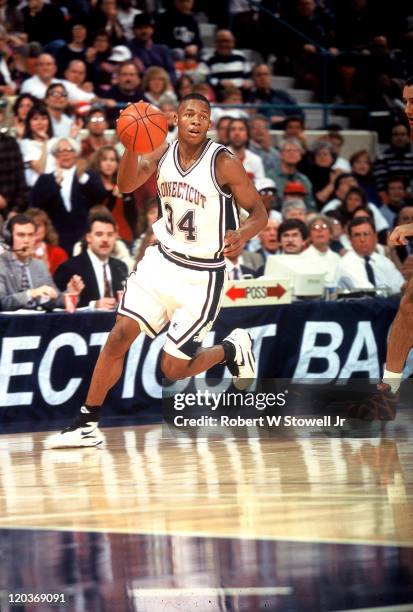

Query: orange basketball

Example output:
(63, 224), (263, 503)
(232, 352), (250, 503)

(116, 101), (168, 153)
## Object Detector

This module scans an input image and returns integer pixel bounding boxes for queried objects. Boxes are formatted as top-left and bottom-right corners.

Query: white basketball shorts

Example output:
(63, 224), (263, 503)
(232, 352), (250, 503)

(117, 245), (227, 359)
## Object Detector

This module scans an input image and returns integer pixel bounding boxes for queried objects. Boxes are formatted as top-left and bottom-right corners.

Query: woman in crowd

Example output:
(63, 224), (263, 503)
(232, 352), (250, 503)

(300, 140), (342, 209)
(89, 145), (135, 244)
(349, 149), (382, 206)
(175, 74), (194, 100)
(338, 185), (388, 244)
(12, 93), (37, 139)
(19, 104), (55, 187)
(142, 66), (177, 106)
(25, 207), (68, 274)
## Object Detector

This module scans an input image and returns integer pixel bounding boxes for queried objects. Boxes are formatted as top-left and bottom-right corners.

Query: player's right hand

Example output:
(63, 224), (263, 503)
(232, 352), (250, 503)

(389, 223), (413, 246)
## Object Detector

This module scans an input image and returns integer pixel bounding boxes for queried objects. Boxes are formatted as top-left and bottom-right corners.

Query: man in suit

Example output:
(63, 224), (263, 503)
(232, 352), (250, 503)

(0, 214), (83, 311)
(30, 137), (107, 254)
(54, 213), (128, 309)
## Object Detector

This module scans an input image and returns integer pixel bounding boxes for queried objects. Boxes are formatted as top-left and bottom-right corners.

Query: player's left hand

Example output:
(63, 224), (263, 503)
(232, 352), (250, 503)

(224, 229), (244, 257)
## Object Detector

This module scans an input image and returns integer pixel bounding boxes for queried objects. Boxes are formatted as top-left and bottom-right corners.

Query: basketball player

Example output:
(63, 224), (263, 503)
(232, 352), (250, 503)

(45, 93), (268, 448)
(373, 76), (413, 408)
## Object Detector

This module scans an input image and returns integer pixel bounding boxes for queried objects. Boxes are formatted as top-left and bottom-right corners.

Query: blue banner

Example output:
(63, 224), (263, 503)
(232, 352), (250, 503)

(0, 297), (404, 426)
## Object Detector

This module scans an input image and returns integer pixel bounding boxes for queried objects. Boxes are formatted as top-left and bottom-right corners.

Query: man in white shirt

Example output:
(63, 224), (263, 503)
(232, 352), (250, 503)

(336, 217), (404, 294)
(302, 215), (340, 287)
(227, 118), (265, 182)
(45, 83), (76, 138)
(20, 53), (96, 104)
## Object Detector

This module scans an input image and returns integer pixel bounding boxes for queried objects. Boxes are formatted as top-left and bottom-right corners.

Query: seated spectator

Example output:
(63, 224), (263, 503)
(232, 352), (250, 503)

(21, 54), (96, 106)
(19, 104), (56, 187)
(21, 0), (66, 48)
(302, 215), (340, 286)
(85, 30), (114, 87)
(30, 137), (107, 254)
(12, 93), (37, 140)
(25, 207), (68, 274)
(389, 206), (413, 270)
(325, 210), (347, 255)
(227, 118), (265, 182)
(225, 237), (261, 280)
(64, 60), (94, 95)
(0, 125), (28, 218)
(255, 178), (280, 218)
(215, 115), (231, 146)
(91, 0), (126, 46)
(45, 84), (79, 139)
(380, 176), (411, 227)
(322, 175), (389, 238)
(349, 148), (382, 207)
(322, 130), (351, 172)
(142, 66), (177, 107)
(99, 60), (143, 125)
(373, 122), (413, 198)
(89, 145), (135, 243)
(211, 86), (249, 125)
(81, 107), (112, 161)
(268, 139), (315, 210)
(154, 0), (202, 60)
(248, 64), (303, 127)
(129, 13), (176, 84)
(283, 180), (309, 203)
(281, 198), (307, 222)
(175, 74), (194, 101)
(255, 218), (281, 266)
(299, 140), (341, 209)
(278, 218), (308, 254)
(118, 0), (142, 41)
(54, 212), (128, 310)
(336, 217), (404, 294)
(0, 214), (83, 311)
(56, 19), (89, 73)
(174, 44), (207, 83)
(249, 115), (280, 176)
(0, 25), (16, 96)
(282, 116), (308, 151)
(160, 100), (178, 143)
(202, 29), (250, 96)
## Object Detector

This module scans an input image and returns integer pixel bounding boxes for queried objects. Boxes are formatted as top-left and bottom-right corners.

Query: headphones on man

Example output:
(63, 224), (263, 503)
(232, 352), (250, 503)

(3, 214), (37, 249)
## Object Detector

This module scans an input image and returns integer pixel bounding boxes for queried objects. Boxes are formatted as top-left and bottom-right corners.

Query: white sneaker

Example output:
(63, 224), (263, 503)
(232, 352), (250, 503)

(44, 417), (105, 450)
(223, 328), (256, 390)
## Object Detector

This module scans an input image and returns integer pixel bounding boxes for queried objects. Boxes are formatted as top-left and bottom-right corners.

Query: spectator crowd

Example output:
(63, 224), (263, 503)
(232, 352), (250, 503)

(0, 0), (412, 311)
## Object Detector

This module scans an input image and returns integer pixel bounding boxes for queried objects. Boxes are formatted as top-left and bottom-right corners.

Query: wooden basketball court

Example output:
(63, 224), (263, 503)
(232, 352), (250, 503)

(0, 408), (412, 611)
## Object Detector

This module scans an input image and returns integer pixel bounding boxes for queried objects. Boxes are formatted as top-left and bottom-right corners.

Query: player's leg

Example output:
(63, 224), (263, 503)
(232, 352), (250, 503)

(381, 275), (413, 395)
(44, 316), (141, 449)
(161, 327), (255, 390)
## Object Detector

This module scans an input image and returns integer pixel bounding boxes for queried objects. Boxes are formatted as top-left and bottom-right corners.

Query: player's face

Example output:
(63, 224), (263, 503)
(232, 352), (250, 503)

(403, 84), (413, 132)
(86, 221), (117, 259)
(350, 222), (377, 257)
(280, 229), (304, 254)
(178, 100), (211, 144)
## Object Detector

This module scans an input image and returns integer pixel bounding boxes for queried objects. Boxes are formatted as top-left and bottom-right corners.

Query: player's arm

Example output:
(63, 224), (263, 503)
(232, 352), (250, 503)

(389, 223), (413, 247)
(215, 152), (268, 256)
(117, 141), (168, 193)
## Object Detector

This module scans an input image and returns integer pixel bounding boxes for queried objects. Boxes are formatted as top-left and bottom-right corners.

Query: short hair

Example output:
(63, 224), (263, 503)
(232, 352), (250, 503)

(51, 137), (80, 155)
(284, 115), (305, 128)
(405, 76), (413, 87)
(308, 214), (333, 234)
(333, 172), (354, 192)
(385, 175), (407, 189)
(282, 198), (307, 217)
(86, 106), (108, 123)
(45, 83), (68, 98)
(278, 218), (308, 241)
(349, 148), (371, 166)
(280, 137), (304, 153)
(348, 216), (376, 236)
(228, 117), (250, 138)
(86, 212), (116, 233)
(250, 114), (270, 127)
(216, 115), (232, 128)
(8, 214), (37, 234)
(179, 92), (210, 109)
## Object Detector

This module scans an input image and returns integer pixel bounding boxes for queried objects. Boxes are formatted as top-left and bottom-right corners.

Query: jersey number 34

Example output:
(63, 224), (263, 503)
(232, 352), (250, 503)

(164, 204), (197, 241)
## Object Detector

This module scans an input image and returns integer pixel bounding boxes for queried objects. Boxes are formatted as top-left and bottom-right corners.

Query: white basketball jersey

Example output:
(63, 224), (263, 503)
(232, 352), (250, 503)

(154, 139), (239, 271)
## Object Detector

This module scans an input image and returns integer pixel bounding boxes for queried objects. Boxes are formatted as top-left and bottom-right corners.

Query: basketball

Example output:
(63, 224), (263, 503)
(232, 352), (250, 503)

(116, 101), (168, 153)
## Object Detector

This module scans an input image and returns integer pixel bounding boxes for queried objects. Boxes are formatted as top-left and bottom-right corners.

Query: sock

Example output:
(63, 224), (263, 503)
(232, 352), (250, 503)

(382, 369), (402, 394)
(80, 405), (101, 423)
(221, 340), (236, 363)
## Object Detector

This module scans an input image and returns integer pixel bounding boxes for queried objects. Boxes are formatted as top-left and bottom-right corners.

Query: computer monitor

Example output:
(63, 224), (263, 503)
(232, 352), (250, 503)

(264, 254), (327, 297)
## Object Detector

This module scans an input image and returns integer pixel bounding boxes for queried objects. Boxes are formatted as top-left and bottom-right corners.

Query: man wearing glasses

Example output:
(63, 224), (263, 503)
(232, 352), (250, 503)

(80, 108), (111, 161)
(45, 83), (77, 138)
(302, 215), (340, 287)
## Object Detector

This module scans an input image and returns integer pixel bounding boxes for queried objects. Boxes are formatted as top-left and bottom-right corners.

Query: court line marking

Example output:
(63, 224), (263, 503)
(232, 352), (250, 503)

(333, 604), (413, 612)
(0, 523), (412, 548)
(128, 587), (293, 597)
